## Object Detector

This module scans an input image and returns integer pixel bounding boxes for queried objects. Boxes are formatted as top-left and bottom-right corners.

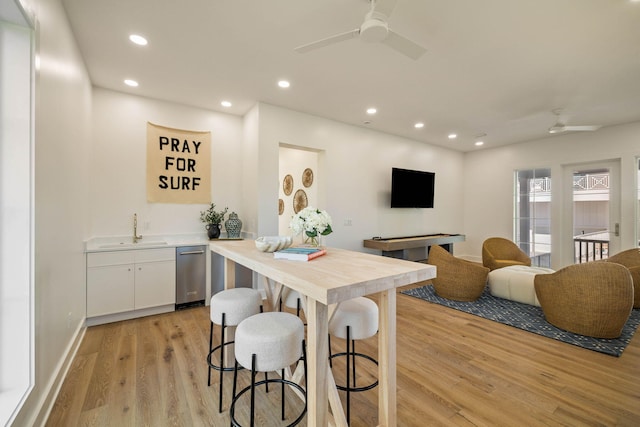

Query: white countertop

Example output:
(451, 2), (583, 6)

(85, 232), (252, 252)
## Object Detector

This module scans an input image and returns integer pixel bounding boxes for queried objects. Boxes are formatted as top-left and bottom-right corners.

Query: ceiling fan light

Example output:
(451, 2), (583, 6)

(360, 18), (389, 43)
(129, 34), (148, 46)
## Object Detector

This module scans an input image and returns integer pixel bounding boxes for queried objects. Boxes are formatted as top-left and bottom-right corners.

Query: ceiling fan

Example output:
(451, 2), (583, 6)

(548, 109), (602, 134)
(294, 0), (426, 60)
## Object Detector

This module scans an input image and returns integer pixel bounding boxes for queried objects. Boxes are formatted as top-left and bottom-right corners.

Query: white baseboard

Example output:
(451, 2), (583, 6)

(85, 304), (175, 327)
(459, 254), (482, 263)
(28, 320), (86, 427)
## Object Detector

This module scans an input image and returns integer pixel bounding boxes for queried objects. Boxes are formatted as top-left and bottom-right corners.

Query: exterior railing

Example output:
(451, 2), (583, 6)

(573, 174), (609, 191)
(574, 231), (609, 263)
(530, 177), (552, 192)
(530, 173), (610, 193)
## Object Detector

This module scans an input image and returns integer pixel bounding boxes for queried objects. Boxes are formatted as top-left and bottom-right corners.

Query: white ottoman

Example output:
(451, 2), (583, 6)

(488, 265), (555, 306)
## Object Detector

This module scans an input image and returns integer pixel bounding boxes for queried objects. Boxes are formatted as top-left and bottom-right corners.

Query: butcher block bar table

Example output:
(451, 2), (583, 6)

(209, 239), (436, 427)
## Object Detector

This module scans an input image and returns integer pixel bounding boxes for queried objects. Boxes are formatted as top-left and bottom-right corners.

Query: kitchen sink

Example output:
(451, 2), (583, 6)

(98, 241), (168, 249)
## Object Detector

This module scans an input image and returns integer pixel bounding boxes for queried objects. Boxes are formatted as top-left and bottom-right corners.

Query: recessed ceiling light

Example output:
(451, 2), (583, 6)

(129, 34), (148, 46)
(414, 122), (424, 129)
(278, 80), (290, 88)
(448, 133), (457, 139)
(221, 100), (232, 107)
(366, 107), (377, 115)
(124, 79), (139, 87)
(475, 141), (484, 146)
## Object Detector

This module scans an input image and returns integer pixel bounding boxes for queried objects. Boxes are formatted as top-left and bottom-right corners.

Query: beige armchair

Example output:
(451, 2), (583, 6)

(606, 248), (640, 308)
(534, 262), (634, 339)
(427, 245), (489, 302)
(482, 237), (531, 271)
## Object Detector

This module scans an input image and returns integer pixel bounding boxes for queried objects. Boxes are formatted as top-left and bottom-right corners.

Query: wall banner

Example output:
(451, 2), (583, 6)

(146, 122), (211, 204)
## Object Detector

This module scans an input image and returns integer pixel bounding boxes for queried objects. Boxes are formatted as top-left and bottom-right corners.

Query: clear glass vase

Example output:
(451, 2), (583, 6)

(304, 234), (322, 248)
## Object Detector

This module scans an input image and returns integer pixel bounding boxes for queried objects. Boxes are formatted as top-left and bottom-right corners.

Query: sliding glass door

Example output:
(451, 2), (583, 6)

(514, 168), (551, 268)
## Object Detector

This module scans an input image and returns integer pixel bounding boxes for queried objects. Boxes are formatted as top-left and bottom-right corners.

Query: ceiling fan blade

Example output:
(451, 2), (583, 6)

(372, 0), (398, 18)
(294, 29), (360, 54)
(563, 125), (602, 131)
(383, 30), (426, 60)
(548, 124), (601, 134)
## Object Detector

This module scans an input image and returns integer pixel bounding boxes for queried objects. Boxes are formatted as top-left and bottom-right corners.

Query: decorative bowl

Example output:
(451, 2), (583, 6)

(254, 236), (293, 252)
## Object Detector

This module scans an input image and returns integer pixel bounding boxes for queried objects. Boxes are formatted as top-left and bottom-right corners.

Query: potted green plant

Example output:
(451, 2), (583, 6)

(200, 203), (228, 239)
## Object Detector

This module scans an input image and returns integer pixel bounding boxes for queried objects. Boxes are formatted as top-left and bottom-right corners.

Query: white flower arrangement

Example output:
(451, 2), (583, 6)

(289, 207), (333, 245)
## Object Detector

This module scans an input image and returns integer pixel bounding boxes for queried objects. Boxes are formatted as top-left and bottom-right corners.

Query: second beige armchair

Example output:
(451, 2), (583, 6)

(534, 262), (634, 339)
(606, 248), (640, 308)
(427, 245), (489, 302)
(482, 237), (532, 271)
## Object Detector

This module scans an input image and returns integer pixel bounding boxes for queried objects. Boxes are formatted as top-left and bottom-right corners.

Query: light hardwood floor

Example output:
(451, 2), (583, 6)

(46, 282), (640, 426)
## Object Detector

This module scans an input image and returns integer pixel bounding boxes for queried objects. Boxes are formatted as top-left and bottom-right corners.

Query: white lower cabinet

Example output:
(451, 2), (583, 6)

(87, 248), (176, 318)
(87, 262), (135, 316)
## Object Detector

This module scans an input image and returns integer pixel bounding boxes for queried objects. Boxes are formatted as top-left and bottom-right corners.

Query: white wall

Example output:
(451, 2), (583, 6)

(240, 104), (260, 236)
(462, 121), (640, 267)
(257, 103), (466, 252)
(90, 88), (245, 238)
(11, 0), (92, 425)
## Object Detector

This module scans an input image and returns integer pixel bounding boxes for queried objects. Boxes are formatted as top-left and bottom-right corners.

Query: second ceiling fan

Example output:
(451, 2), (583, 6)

(294, 0), (426, 60)
(548, 109), (602, 134)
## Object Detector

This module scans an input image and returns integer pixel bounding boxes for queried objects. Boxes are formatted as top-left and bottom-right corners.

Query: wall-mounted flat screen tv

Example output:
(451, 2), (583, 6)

(390, 167), (435, 208)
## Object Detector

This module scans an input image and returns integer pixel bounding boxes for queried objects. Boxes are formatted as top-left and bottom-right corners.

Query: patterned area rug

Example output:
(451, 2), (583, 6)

(401, 284), (640, 357)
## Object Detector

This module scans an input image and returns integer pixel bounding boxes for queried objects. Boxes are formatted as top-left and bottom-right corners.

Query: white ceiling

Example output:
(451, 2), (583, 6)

(61, 0), (640, 152)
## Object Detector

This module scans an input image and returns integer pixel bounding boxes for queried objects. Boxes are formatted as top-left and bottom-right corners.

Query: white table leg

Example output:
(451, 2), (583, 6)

(378, 289), (397, 427)
(223, 258), (236, 367)
(307, 298), (329, 426)
(261, 276), (284, 312)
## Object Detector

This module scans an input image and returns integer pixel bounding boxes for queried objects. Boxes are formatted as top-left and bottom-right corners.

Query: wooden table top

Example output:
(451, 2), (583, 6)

(209, 239), (436, 305)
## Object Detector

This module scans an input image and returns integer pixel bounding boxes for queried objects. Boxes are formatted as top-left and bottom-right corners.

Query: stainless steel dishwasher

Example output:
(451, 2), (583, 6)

(176, 245), (206, 309)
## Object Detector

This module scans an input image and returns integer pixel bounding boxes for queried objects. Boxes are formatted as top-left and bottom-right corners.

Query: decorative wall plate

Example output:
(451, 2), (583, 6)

(278, 198), (284, 215)
(293, 189), (308, 213)
(283, 174), (293, 195)
(302, 168), (314, 187)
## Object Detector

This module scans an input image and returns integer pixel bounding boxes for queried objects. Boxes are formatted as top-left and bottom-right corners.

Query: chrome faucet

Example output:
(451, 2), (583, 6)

(133, 213), (143, 243)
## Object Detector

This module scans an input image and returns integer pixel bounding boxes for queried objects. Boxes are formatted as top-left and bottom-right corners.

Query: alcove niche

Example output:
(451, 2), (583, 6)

(278, 145), (320, 237)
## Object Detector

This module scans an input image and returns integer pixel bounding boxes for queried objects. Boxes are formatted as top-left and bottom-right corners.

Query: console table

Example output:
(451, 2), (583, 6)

(363, 233), (465, 261)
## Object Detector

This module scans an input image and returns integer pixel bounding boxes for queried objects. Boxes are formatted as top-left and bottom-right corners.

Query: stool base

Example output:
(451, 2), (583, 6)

(230, 348), (307, 427)
(329, 325), (378, 426)
(329, 351), (379, 393)
(230, 376), (307, 427)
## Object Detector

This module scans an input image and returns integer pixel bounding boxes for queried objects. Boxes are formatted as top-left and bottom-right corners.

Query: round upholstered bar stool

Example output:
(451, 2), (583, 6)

(230, 312), (307, 427)
(328, 296), (379, 426)
(207, 287), (262, 412)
